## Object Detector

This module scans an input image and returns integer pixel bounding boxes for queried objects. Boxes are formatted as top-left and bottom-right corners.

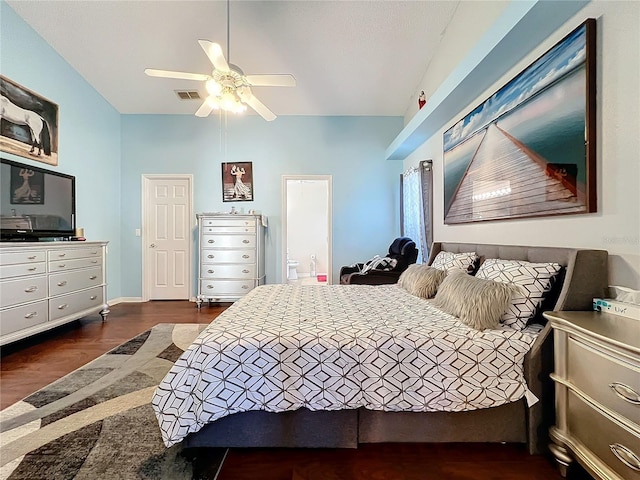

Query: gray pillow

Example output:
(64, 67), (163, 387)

(398, 264), (448, 299)
(431, 270), (518, 330)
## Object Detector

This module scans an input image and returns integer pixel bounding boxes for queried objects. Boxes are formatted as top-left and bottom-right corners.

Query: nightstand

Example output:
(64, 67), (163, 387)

(544, 311), (640, 480)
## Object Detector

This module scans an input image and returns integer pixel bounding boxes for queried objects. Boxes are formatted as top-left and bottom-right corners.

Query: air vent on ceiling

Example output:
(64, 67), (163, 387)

(175, 90), (201, 100)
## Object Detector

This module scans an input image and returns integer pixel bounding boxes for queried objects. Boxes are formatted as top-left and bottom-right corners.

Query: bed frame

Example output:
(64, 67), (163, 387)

(183, 242), (608, 454)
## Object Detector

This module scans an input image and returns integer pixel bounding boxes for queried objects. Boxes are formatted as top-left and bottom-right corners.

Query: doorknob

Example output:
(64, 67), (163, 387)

(150, 243), (156, 248)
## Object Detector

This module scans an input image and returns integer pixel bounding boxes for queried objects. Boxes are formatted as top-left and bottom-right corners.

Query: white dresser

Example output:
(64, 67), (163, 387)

(196, 213), (265, 306)
(0, 242), (109, 346)
(545, 311), (640, 480)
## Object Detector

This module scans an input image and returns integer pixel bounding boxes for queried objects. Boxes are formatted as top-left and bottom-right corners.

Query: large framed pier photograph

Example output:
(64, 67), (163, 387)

(443, 19), (596, 225)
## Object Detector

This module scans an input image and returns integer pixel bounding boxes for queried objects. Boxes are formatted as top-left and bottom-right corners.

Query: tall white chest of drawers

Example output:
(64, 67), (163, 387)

(196, 213), (265, 306)
(0, 242), (109, 346)
(545, 311), (640, 480)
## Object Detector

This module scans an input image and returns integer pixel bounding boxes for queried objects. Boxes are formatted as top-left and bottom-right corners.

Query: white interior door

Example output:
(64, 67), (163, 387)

(142, 175), (193, 300)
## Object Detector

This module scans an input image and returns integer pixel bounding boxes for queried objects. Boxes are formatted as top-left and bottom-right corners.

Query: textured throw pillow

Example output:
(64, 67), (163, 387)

(430, 251), (478, 273)
(398, 264), (448, 299)
(431, 270), (517, 330)
(476, 259), (563, 330)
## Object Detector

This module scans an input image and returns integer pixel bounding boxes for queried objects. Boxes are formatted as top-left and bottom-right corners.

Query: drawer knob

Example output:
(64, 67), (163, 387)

(242, 240), (250, 244)
(58, 264), (66, 268)
(207, 285), (214, 289)
(28, 255), (37, 260)
(57, 303), (69, 310)
(208, 239), (215, 244)
(92, 260), (98, 264)
(89, 275), (97, 280)
(57, 281), (67, 287)
(24, 286), (38, 293)
(610, 443), (640, 471)
(28, 267), (37, 272)
(609, 382), (640, 404)
(24, 311), (38, 319)
(208, 269), (215, 274)
(242, 285), (249, 289)
(58, 253), (66, 257)
(242, 255), (250, 259)
(242, 269), (250, 273)
(208, 255), (215, 259)
(90, 295), (97, 300)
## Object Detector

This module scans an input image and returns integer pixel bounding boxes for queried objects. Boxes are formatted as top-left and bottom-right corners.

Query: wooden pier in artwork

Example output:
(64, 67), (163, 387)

(445, 123), (586, 224)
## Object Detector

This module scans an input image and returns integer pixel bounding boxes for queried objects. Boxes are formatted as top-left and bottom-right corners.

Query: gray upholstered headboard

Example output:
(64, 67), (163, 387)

(427, 242), (609, 314)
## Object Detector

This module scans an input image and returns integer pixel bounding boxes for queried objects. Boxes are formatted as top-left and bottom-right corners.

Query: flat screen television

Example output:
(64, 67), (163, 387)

(0, 158), (76, 241)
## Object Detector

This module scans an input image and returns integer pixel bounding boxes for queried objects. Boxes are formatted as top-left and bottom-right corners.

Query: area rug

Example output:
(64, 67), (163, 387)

(0, 323), (227, 480)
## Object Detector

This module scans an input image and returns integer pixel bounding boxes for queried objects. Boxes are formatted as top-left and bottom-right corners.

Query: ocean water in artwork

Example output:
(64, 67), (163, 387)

(497, 67), (586, 183)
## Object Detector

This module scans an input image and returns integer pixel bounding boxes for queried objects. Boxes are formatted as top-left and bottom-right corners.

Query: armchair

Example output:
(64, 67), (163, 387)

(339, 237), (419, 285)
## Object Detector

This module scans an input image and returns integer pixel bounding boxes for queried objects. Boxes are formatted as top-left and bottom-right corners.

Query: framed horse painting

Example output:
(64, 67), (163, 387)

(0, 76), (59, 166)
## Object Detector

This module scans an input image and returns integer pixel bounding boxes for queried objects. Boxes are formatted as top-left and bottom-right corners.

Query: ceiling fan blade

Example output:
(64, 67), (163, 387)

(245, 74), (296, 87)
(198, 40), (229, 72)
(242, 92), (276, 121)
(145, 69), (209, 81)
(195, 97), (216, 117)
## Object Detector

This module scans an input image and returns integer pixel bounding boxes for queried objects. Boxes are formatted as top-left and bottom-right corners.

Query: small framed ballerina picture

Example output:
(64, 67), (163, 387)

(222, 162), (253, 202)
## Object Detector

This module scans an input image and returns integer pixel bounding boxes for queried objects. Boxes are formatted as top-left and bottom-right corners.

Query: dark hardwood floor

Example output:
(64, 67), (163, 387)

(0, 300), (594, 480)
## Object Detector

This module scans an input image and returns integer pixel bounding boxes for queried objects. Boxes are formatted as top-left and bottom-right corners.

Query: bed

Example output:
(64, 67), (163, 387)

(152, 242), (608, 454)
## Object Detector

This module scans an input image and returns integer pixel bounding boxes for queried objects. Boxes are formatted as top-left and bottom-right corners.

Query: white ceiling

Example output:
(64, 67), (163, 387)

(7, 0), (460, 118)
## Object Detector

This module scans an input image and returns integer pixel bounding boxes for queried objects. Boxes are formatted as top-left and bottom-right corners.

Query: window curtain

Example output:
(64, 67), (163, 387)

(401, 160), (433, 264)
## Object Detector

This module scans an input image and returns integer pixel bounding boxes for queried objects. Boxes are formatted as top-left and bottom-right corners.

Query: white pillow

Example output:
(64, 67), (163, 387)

(398, 264), (448, 299)
(430, 270), (517, 330)
(476, 259), (563, 330)
(430, 251), (478, 273)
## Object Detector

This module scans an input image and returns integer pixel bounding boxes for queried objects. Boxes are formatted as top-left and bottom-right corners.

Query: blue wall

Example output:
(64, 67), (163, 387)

(121, 114), (403, 296)
(3, 2), (404, 300)
(1, 2), (123, 298)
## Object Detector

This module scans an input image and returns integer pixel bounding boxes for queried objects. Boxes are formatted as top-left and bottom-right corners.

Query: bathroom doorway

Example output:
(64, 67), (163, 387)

(282, 175), (332, 284)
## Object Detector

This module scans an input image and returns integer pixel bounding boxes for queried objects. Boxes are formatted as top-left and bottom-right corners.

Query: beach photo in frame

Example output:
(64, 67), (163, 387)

(0, 76), (59, 166)
(222, 161), (254, 202)
(443, 19), (596, 224)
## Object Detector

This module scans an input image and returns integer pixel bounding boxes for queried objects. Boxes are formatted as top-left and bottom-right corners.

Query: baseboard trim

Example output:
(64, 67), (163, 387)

(108, 297), (143, 305)
(108, 297), (197, 305)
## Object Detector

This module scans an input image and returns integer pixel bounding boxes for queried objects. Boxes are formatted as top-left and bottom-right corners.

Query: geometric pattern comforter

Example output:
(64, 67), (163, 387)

(152, 284), (541, 447)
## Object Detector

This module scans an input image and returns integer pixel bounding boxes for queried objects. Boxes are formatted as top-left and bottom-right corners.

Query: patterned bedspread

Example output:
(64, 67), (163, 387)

(152, 284), (541, 447)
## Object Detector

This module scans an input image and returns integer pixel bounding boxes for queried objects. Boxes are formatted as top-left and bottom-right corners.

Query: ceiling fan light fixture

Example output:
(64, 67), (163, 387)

(205, 79), (222, 96)
(206, 96), (220, 110)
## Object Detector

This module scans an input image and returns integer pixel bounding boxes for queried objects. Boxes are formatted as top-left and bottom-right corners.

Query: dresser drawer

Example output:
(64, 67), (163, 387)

(201, 234), (256, 249)
(0, 276), (47, 307)
(199, 279), (256, 296)
(568, 391), (640, 480)
(49, 287), (104, 321)
(0, 262), (46, 279)
(201, 249), (255, 264)
(0, 301), (48, 336)
(201, 225), (255, 234)
(201, 264), (255, 279)
(48, 256), (102, 272)
(48, 247), (102, 261)
(0, 251), (46, 266)
(200, 218), (255, 228)
(568, 337), (640, 428)
(49, 267), (103, 296)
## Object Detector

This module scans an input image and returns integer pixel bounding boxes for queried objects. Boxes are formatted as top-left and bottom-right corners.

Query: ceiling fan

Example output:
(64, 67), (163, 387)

(144, 4), (295, 121)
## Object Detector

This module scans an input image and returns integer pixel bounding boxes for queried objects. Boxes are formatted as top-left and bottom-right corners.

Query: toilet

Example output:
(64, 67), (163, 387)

(287, 260), (299, 280)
